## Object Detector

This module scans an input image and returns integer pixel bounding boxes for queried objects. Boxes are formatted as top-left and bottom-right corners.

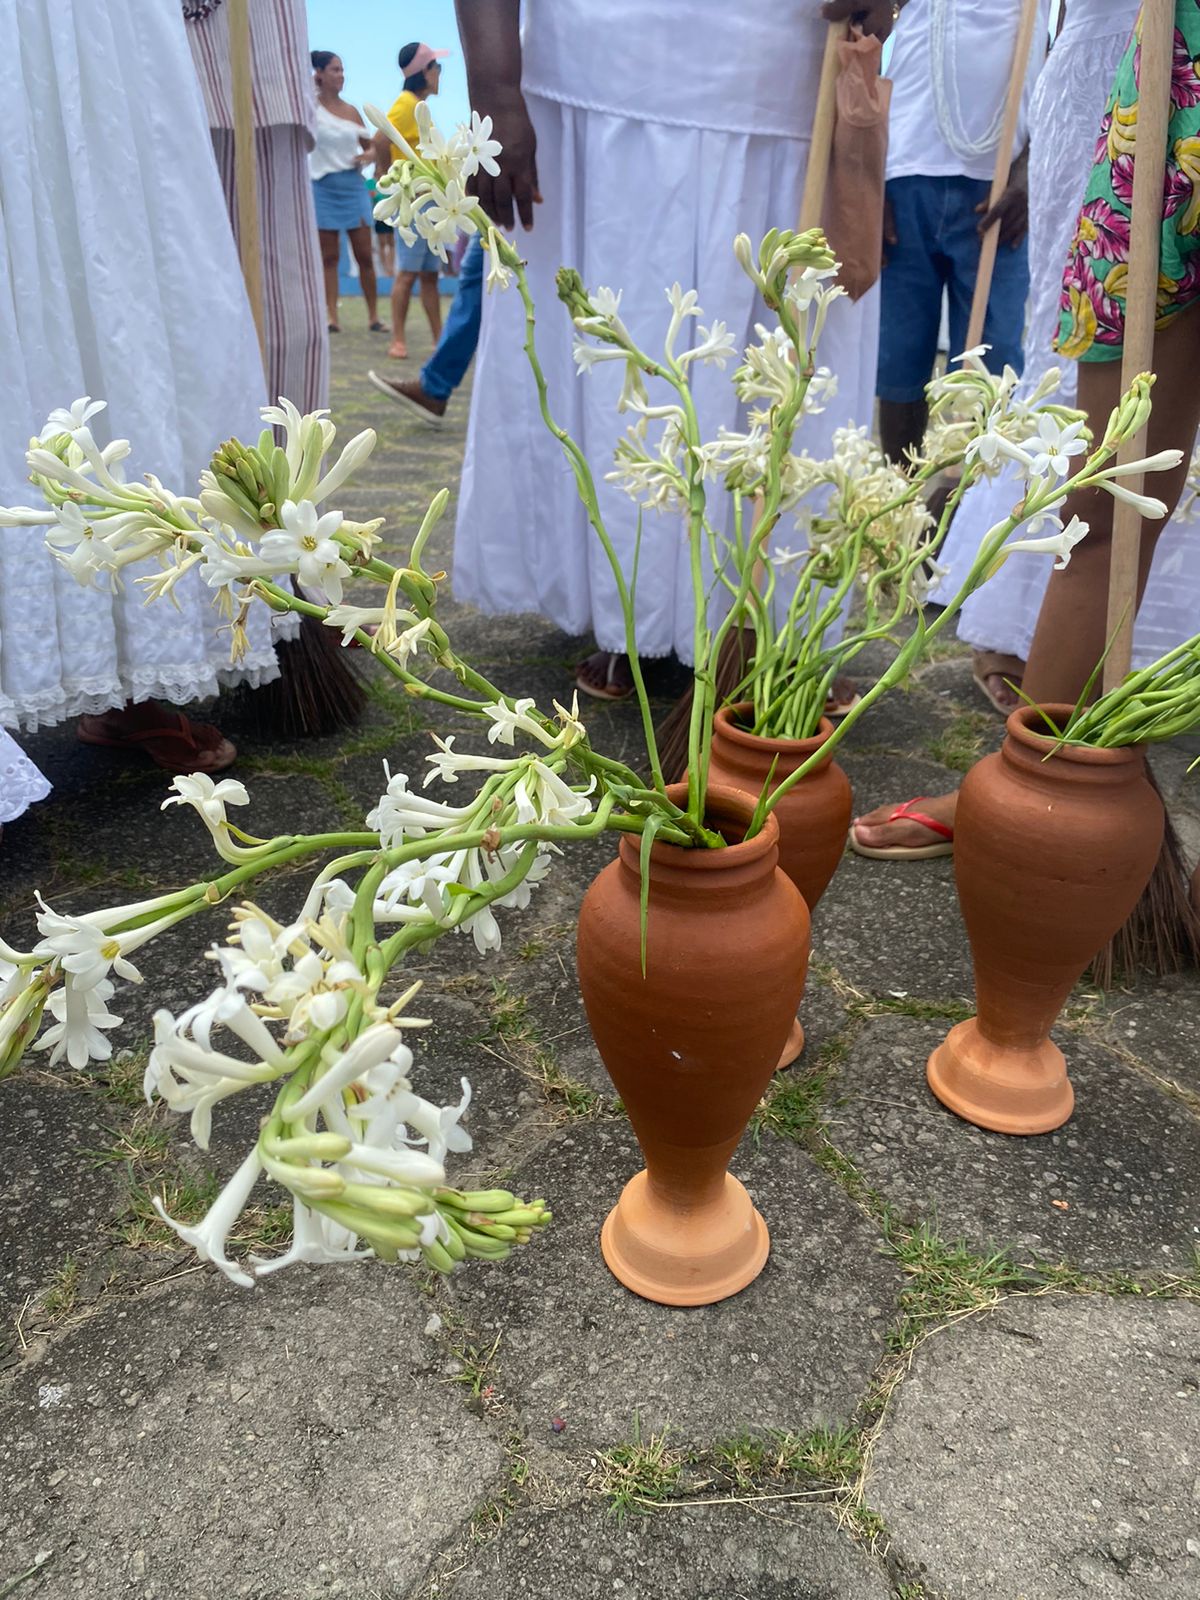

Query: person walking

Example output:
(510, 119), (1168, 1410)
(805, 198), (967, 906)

(852, 0), (1200, 857)
(310, 50), (385, 335)
(450, 0), (890, 700)
(371, 42), (449, 361)
(931, 0), (1200, 716)
(876, 0), (1048, 466)
(368, 237), (483, 426)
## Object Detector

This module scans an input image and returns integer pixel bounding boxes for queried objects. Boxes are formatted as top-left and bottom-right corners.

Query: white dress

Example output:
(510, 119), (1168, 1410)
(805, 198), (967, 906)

(933, 0), (1200, 668)
(0, 0), (280, 738)
(453, 0), (880, 663)
(0, 729), (49, 824)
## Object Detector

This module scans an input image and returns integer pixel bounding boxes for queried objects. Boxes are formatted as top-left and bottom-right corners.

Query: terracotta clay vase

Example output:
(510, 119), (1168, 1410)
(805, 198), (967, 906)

(576, 783), (810, 1305)
(707, 704), (852, 1065)
(928, 705), (1164, 1135)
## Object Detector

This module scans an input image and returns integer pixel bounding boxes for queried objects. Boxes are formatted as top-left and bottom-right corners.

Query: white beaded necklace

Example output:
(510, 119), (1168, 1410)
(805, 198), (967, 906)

(929, 0), (1007, 161)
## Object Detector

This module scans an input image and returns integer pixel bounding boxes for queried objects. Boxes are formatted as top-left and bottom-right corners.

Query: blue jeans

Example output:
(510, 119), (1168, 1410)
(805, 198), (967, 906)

(420, 236), (483, 401)
(876, 175), (1030, 403)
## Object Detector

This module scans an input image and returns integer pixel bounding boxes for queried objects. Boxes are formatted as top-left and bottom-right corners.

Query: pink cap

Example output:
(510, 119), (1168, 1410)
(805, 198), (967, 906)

(403, 43), (449, 77)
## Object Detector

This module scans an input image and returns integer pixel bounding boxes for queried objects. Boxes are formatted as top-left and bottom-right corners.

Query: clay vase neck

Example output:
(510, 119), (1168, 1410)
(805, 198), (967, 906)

(707, 703), (852, 914)
(927, 705), (1164, 1135)
(576, 783), (810, 1304)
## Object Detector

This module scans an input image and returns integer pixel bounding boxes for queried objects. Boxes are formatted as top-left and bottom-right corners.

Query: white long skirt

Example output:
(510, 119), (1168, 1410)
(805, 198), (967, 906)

(454, 93), (879, 663)
(0, 730), (49, 824)
(0, 0), (280, 734)
(934, 0), (1200, 669)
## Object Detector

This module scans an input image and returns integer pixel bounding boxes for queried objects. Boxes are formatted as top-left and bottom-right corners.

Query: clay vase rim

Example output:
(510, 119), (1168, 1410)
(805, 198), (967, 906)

(615, 780), (779, 874)
(1004, 703), (1145, 768)
(714, 702), (837, 759)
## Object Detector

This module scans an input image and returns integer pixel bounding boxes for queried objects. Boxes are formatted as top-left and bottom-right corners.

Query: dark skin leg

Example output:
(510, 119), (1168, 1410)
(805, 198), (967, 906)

(347, 224), (379, 325)
(880, 398), (929, 467)
(853, 305), (1200, 850)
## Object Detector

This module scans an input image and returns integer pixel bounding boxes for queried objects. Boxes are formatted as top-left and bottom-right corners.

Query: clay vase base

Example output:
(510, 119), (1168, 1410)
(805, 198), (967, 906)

(600, 1170), (769, 1307)
(775, 1014), (805, 1071)
(926, 1018), (1074, 1136)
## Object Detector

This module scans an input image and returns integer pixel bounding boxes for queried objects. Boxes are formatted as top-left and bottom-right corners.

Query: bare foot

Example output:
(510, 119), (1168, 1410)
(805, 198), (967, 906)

(575, 651), (634, 701)
(825, 675), (862, 717)
(387, 340), (408, 360)
(979, 672), (1023, 712)
(850, 790), (958, 854)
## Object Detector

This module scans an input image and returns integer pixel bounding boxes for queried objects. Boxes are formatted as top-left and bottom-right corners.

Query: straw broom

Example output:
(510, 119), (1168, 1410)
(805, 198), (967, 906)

(226, 0), (366, 737)
(657, 22), (847, 781)
(1089, 0), (1200, 981)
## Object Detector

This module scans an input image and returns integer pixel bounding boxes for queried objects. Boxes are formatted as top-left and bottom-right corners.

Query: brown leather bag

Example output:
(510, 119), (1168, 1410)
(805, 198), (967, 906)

(824, 29), (892, 302)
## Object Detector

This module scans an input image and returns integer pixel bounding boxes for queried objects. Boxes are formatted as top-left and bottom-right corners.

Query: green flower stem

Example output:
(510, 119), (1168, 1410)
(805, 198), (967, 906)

(509, 267), (667, 797)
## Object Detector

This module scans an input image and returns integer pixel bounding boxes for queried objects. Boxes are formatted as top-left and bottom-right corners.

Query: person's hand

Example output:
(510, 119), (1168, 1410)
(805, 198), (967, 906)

(976, 182), (1028, 248)
(882, 195), (897, 268)
(468, 87), (541, 230)
(821, 0), (903, 41)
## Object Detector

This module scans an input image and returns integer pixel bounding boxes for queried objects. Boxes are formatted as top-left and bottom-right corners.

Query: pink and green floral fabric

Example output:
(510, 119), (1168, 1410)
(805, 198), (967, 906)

(1058, 3), (1200, 361)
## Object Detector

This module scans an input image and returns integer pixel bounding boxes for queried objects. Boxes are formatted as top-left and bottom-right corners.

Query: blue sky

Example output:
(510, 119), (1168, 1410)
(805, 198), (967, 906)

(305, 0), (469, 131)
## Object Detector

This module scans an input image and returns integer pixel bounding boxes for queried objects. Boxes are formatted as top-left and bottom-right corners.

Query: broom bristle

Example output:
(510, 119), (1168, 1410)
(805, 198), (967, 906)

(232, 610), (367, 738)
(1089, 765), (1200, 988)
(656, 627), (754, 783)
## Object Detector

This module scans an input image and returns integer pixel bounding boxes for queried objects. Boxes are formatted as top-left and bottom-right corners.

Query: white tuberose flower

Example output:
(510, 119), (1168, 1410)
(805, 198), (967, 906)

(163, 773), (250, 829)
(1000, 514), (1090, 571)
(258, 499), (352, 603)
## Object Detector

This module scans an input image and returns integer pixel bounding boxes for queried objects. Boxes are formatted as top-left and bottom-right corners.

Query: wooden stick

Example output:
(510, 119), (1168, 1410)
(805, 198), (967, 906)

(1103, 0), (1174, 689)
(751, 21), (847, 584)
(799, 22), (847, 232)
(229, 0), (266, 358)
(964, 0), (1041, 351)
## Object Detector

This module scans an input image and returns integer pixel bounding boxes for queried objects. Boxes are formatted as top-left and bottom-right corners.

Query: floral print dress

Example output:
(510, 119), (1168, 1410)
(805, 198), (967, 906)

(1058, 2), (1200, 360)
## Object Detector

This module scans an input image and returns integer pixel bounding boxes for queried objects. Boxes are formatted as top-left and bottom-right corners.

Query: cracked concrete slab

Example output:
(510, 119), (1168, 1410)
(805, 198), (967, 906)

(869, 1296), (1200, 1599)
(441, 1118), (901, 1452)
(826, 1015), (1200, 1269)
(0, 1266), (504, 1600)
(434, 1499), (893, 1600)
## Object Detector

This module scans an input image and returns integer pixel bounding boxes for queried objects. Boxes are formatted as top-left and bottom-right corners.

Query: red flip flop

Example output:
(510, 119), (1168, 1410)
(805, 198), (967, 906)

(848, 797), (955, 861)
(78, 711), (237, 775)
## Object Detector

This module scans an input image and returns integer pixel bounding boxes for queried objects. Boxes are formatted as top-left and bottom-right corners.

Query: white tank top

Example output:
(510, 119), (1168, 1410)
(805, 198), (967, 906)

(309, 101), (365, 180)
(520, 0), (827, 140)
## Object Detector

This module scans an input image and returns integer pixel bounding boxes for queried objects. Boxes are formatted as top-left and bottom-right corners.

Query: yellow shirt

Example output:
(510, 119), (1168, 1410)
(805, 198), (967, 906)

(386, 90), (421, 164)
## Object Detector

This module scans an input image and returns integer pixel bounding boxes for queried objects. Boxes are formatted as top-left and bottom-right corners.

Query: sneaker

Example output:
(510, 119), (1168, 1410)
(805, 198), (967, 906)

(367, 370), (447, 427)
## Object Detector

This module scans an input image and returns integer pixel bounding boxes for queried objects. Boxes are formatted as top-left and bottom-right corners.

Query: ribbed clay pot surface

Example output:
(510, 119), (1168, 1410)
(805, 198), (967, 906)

(928, 705), (1164, 1134)
(707, 704), (852, 915)
(576, 783), (810, 1304)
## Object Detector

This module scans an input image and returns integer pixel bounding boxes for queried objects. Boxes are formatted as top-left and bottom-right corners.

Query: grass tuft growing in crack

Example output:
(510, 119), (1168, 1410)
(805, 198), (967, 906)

(924, 710), (996, 773)
(485, 980), (604, 1118)
(883, 1221), (1030, 1351)
(593, 1419), (686, 1520)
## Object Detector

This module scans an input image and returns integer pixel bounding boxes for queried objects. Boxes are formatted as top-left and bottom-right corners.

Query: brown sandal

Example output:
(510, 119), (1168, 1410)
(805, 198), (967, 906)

(78, 711), (236, 775)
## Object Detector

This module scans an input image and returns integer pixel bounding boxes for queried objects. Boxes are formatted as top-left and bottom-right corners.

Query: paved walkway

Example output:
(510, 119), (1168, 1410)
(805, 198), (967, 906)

(1, 300), (1198, 1600)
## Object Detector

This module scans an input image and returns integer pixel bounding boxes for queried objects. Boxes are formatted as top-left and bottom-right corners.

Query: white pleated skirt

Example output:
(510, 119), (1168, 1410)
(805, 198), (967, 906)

(0, 0), (280, 733)
(454, 92), (879, 663)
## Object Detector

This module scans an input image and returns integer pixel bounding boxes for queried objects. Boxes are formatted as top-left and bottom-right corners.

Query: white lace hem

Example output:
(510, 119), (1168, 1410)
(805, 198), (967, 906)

(0, 648), (283, 734)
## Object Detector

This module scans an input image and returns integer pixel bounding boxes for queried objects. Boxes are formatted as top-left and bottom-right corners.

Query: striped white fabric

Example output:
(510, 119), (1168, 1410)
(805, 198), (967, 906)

(185, 0), (315, 142)
(210, 126), (329, 413)
(186, 0), (327, 412)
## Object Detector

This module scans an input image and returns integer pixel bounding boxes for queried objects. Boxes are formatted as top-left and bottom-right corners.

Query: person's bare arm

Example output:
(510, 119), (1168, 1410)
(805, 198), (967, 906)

(821, 0), (907, 42)
(370, 130), (392, 176)
(454, 0), (540, 229)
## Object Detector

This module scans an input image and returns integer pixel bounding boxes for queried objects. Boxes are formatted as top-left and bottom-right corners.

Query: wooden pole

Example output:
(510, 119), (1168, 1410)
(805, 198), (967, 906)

(229, 0), (266, 359)
(964, 0), (1042, 350)
(799, 22), (847, 232)
(1103, 0), (1174, 689)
